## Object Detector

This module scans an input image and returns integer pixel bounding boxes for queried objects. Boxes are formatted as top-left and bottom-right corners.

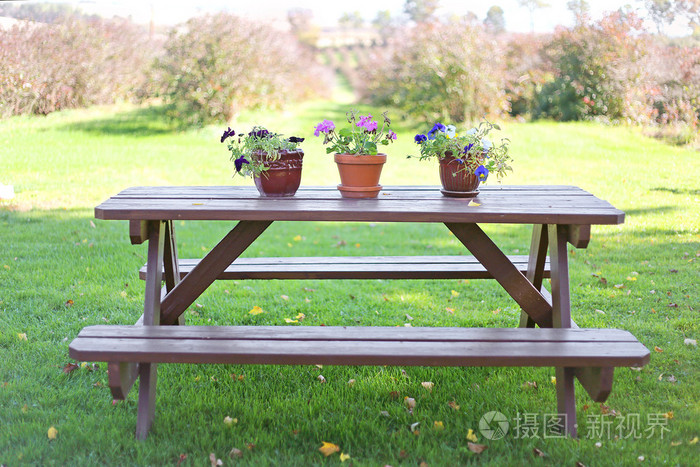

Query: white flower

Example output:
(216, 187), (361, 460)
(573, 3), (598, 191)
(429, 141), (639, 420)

(482, 138), (492, 151)
(445, 125), (456, 138)
(466, 128), (477, 136)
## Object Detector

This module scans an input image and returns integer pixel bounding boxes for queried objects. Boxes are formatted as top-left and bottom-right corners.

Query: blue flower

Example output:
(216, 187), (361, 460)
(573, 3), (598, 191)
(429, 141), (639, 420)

(414, 134), (427, 144)
(464, 143), (474, 154)
(474, 165), (489, 181)
(234, 155), (250, 173)
(427, 122), (446, 140)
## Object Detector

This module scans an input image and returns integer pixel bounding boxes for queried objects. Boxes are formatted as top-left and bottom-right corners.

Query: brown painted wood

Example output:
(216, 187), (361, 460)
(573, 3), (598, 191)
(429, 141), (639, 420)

(446, 223), (553, 328)
(548, 224), (572, 328)
(74, 325), (645, 343)
(556, 367), (577, 437)
(107, 361), (139, 400)
(135, 362), (157, 440)
(162, 221), (184, 325)
(520, 224), (549, 328)
(68, 330), (651, 367)
(95, 186), (626, 225)
(575, 366), (615, 402)
(138, 255), (551, 281)
(567, 224), (591, 248)
(159, 221), (272, 325)
(129, 220), (148, 245)
(143, 221), (164, 326)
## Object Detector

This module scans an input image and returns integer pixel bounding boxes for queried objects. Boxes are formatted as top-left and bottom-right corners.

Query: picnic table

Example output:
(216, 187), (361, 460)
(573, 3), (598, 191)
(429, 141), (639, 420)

(69, 185), (650, 439)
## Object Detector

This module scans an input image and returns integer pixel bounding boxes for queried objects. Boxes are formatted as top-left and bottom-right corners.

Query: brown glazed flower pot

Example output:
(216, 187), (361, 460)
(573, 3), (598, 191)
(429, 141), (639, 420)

(252, 149), (303, 197)
(438, 155), (480, 198)
(334, 153), (387, 199)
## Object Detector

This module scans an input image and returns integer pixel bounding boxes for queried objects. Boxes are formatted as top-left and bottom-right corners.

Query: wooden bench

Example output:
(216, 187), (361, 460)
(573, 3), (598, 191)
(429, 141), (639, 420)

(69, 325), (649, 438)
(138, 255), (551, 281)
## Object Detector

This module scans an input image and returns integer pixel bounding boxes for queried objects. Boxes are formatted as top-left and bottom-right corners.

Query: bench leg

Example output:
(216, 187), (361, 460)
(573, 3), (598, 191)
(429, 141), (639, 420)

(135, 363), (157, 440)
(556, 367), (577, 437)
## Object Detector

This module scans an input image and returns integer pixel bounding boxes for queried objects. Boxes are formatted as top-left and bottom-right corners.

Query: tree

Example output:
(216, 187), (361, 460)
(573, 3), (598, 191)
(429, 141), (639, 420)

(372, 10), (395, 41)
(287, 8), (319, 47)
(567, 0), (590, 25)
(339, 11), (364, 29)
(404, 0), (440, 24)
(518, 0), (550, 32)
(484, 5), (506, 33)
(641, 0), (700, 33)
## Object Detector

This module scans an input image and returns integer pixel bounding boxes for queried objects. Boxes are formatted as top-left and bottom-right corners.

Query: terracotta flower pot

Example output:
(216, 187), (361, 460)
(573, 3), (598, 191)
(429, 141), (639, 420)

(438, 155), (480, 198)
(334, 153), (387, 199)
(252, 149), (304, 197)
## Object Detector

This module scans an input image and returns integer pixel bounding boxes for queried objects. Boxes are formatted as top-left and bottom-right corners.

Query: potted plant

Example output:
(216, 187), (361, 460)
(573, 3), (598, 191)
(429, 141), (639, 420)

(313, 110), (397, 198)
(221, 126), (305, 197)
(411, 121), (511, 197)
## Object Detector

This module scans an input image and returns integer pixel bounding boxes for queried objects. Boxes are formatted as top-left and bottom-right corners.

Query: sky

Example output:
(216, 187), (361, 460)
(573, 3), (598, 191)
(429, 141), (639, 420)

(19, 0), (694, 35)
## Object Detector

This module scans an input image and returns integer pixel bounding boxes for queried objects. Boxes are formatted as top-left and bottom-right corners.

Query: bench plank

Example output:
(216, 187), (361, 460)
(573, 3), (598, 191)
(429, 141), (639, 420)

(138, 255), (551, 281)
(70, 326), (650, 368)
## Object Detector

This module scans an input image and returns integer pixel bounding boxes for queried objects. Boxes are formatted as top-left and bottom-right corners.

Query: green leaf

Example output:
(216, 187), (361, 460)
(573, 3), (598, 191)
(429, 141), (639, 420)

(339, 128), (352, 137)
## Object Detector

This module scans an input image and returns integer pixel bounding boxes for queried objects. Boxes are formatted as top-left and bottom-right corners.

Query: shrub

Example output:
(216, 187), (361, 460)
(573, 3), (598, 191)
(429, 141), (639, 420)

(534, 11), (647, 122)
(357, 20), (508, 123)
(154, 14), (330, 126)
(0, 17), (155, 117)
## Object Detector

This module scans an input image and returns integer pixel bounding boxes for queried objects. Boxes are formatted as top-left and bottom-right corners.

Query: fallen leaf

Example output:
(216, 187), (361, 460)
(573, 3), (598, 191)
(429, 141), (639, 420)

(339, 452), (351, 462)
(284, 318), (299, 324)
(689, 436), (699, 445)
(533, 448), (547, 457)
(668, 303), (678, 308)
(614, 284), (625, 289)
(48, 426), (58, 440)
(434, 421), (444, 430)
(626, 276), (637, 281)
(595, 309), (606, 314)
(229, 448), (243, 459)
(224, 416), (237, 426)
(293, 235), (302, 242)
(445, 307), (454, 314)
(550, 376), (557, 385)
(421, 381), (434, 392)
(380, 410), (390, 417)
(347, 379), (356, 387)
(295, 312), (305, 320)
(63, 363), (79, 374)
(637, 455), (645, 462)
(595, 442), (602, 448)
(246, 443), (255, 450)
(280, 295), (289, 300)
(65, 299), (74, 307)
(248, 306), (264, 315)
(451, 290), (460, 297)
(410, 422), (420, 432)
(406, 314), (414, 321)
(466, 429), (478, 442)
(671, 441), (682, 446)
(523, 381), (538, 389)
(319, 442), (340, 457)
(176, 454), (187, 466)
(209, 453), (222, 466)
(404, 397), (416, 411)
(669, 269), (678, 273)
(685, 338), (697, 346)
(317, 375), (326, 383)
(448, 400), (460, 411)
(654, 346), (663, 353)
(468, 200), (481, 207)
(17, 333), (27, 341)
(467, 442), (487, 454)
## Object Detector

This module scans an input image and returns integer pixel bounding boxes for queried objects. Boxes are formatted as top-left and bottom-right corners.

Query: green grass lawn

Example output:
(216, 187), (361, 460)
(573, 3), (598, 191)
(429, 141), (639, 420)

(0, 101), (698, 466)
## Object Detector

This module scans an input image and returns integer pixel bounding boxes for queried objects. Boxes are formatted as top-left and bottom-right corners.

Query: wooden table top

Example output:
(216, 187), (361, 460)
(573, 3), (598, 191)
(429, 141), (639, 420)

(95, 185), (624, 224)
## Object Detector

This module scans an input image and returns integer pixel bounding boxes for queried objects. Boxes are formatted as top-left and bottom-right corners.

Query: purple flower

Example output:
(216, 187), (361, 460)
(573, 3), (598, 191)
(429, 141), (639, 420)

(314, 119), (335, 137)
(248, 129), (270, 139)
(414, 134), (427, 144)
(427, 122), (446, 140)
(464, 143), (474, 154)
(234, 155), (250, 173)
(288, 136), (305, 143)
(474, 165), (489, 181)
(221, 127), (235, 143)
(387, 131), (397, 140)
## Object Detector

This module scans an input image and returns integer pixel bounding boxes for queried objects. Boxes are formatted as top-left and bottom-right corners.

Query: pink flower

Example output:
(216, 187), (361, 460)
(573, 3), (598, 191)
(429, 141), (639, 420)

(314, 119), (335, 137)
(388, 131), (397, 140)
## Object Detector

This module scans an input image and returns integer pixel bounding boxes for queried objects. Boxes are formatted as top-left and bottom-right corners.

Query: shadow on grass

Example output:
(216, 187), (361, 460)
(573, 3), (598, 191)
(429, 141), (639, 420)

(624, 205), (677, 217)
(650, 187), (700, 196)
(59, 105), (182, 137)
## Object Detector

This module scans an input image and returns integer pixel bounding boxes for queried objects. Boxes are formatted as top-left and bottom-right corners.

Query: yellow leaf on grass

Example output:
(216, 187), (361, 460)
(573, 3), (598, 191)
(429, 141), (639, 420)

(626, 276), (637, 281)
(293, 235), (302, 242)
(48, 426), (58, 439)
(421, 381), (434, 392)
(664, 411), (674, 419)
(249, 306), (264, 315)
(466, 428), (478, 442)
(224, 416), (237, 426)
(689, 437), (699, 445)
(434, 421), (445, 430)
(284, 318), (299, 324)
(319, 441), (340, 457)
(451, 290), (460, 297)
(17, 333), (27, 341)
(295, 312), (305, 320)
(448, 400), (460, 411)
(550, 376), (557, 385)
(339, 452), (351, 462)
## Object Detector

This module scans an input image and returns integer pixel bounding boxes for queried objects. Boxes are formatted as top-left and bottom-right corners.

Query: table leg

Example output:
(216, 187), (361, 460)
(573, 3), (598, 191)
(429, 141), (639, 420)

(445, 223), (552, 328)
(160, 220), (272, 325)
(520, 224), (548, 328)
(549, 224), (576, 437)
(162, 220), (184, 325)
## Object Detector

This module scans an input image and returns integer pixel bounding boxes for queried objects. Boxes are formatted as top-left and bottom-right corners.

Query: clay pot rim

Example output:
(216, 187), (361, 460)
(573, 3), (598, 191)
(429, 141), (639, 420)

(334, 153), (387, 164)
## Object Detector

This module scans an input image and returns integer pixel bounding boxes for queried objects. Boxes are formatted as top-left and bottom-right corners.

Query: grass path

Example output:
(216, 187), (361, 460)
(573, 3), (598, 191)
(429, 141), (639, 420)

(0, 99), (698, 466)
